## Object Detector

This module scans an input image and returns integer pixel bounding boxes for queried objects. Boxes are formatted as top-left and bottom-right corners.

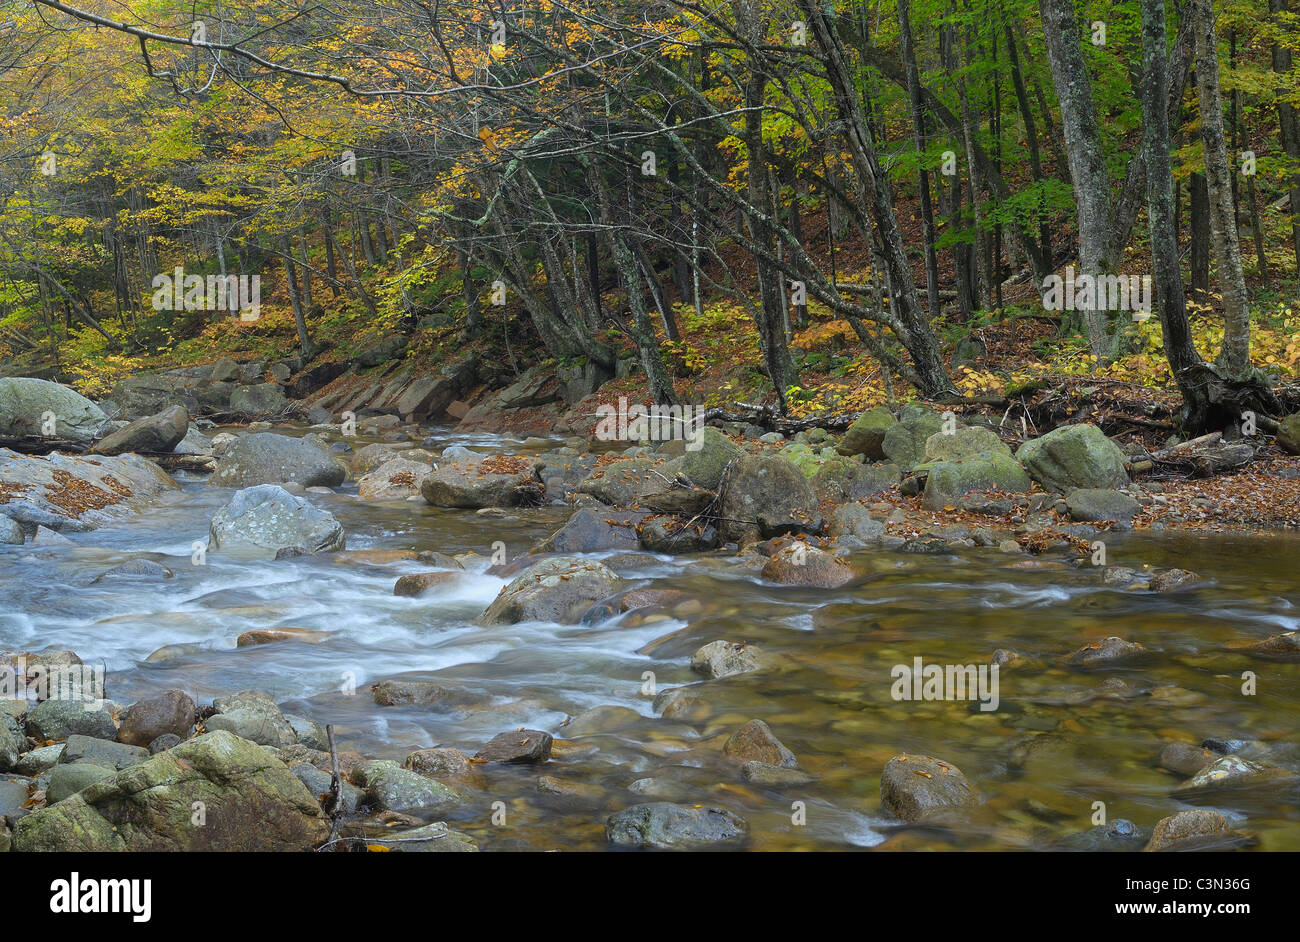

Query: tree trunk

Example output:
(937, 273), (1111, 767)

(1190, 173), (1211, 295)
(1039, 0), (1120, 359)
(1139, 0), (1212, 431)
(281, 236), (314, 358)
(1189, 0), (1252, 379)
(800, 0), (956, 397)
(1268, 0), (1300, 278)
(899, 0), (942, 321)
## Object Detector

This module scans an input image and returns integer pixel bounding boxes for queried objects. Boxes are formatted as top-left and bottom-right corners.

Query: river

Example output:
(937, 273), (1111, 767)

(2, 425), (1298, 851)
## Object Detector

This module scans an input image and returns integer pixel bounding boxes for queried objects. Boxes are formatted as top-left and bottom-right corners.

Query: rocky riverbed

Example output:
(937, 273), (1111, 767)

(1, 376), (1299, 852)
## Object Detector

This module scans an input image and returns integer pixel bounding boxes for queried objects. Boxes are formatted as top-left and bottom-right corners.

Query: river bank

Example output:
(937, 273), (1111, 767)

(1, 372), (1299, 852)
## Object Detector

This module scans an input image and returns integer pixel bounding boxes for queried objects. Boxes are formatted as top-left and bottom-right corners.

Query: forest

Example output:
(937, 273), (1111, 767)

(0, 0), (1298, 865)
(0, 0), (1296, 433)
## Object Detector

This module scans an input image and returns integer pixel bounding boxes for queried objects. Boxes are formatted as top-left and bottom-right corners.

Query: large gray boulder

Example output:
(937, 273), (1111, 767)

(420, 457), (541, 508)
(921, 451), (1031, 510)
(882, 410), (949, 471)
(717, 455), (820, 542)
(13, 730), (329, 851)
(26, 699), (117, 741)
(1278, 413), (1300, 454)
(229, 383), (289, 415)
(0, 514), (23, 545)
(678, 428), (744, 489)
(479, 556), (624, 625)
(0, 449), (179, 532)
(575, 457), (664, 506)
(209, 433), (346, 488)
(1015, 423), (1128, 492)
(209, 485), (345, 555)
(606, 803), (749, 849)
(811, 457), (899, 502)
(357, 458), (434, 500)
(353, 760), (461, 814)
(920, 425), (1012, 463)
(172, 425), (215, 456)
(204, 690), (298, 747)
(0, 378), (108, 442)
(93, 405), (189, 455)
(535, 508), (646, 553)
(836, 406), (895, 459)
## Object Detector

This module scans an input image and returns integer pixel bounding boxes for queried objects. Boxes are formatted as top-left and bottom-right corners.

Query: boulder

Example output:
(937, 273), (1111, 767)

(26, 699), (116, 741)
(575, 457), (664, 506)
(717, 455), (821, 543)
(880, 754), (978, 822)
(1277, 412), (1300, 454)
(921, 426), (1012, 463)
(606, 803), (748, 849)
(420, 457), (541, 508)
(0, 449), (179, 532)
(354, 759), (460, 813)
(678, 428), (745, 489)
(208, 485), (345, 556)
(1015, 423), (1128, 492)
(636, 514), (720, 553)
(1143, 810), (1236, 852)
(921, 452), (1031, 511)
(229, 383), (289, 415)
(0, 378), (107, 442)
(209, 433), (346, 488)
(205, 690), (297, 747)
(93, 405), (189, 455)
(59, 735), (148, 770)
(117, 689), (195, 747)
(474, 729), (553, 764)
(761, 541), (857, 587)
(46, 763), (114, 804)
(357, 458), (434, 500)
(0, 514), (24, 545)
(0, 721), (18, 771)
(13, 730), (329, 851)
(723, 720), (798, 768)
(371, 680), (450, 706)
(91, 558), (173, 583)
(403, 748), (473, 780)
(1064, 636), (1147, 668)
(209, 358), (240, 383)
(836, 406), (895, 459)
(356, 335), (408, 368)
(479, 557), (624, 625)
(1064, 488), (1140, 526)
(826, 504), (885, 542)
(172, 425), (215, 456)
(690, 640), (776, 679)
(882, 410), (948, 471)
(811, 458), (899, 502)
(392, 572), (460, 598)
(536, 508), (646, 553)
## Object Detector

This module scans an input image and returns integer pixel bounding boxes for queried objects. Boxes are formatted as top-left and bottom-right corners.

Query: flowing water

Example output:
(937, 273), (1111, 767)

(3, 426), (1298, 851)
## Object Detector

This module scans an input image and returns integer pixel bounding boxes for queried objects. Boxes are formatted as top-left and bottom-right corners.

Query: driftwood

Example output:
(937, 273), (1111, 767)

(0, 436), (215, 470)
(0, 435), (91, 455)
(323, 724), (345, 848)
(1127, 432), (1256, 476)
